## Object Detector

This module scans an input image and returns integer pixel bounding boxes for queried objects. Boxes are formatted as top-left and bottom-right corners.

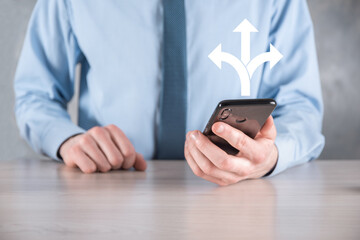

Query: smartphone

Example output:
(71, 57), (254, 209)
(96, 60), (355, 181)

(203, 99), (277, 155)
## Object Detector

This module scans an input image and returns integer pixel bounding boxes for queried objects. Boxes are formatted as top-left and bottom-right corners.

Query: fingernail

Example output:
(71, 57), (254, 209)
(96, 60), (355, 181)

(215, 124), (224, 133)
(190, 131), (198, 140)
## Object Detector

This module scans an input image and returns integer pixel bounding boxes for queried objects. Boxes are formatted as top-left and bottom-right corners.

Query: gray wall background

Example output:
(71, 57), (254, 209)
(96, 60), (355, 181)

(0, 0), (359, 161)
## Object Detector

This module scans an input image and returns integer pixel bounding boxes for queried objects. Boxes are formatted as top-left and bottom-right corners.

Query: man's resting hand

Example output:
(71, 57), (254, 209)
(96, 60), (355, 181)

(59, 125), (147, 173)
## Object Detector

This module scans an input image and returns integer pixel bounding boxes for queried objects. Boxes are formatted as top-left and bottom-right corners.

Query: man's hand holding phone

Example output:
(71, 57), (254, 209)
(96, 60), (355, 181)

(184, 116), (278, 186)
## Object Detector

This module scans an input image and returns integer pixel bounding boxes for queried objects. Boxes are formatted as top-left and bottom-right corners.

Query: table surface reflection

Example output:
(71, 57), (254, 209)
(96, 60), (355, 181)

(0, 158), (359, 240)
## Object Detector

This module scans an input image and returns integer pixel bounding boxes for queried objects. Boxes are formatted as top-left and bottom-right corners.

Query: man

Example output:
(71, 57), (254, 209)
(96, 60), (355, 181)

(14, 0), (324, 186)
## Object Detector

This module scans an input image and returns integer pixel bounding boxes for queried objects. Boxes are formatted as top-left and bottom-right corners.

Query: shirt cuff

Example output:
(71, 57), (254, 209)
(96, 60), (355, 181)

(41, 120), (85, 161)
(266, 133), (296, 177)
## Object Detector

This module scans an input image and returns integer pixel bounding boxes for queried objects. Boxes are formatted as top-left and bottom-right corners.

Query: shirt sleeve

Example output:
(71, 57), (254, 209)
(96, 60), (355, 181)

(14, 0), (85, 161)
(258, 0), (325, 176)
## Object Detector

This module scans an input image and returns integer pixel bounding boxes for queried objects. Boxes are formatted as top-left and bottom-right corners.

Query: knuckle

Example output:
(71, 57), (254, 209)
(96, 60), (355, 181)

(72, 154), (97, 173)
(219, 157), (231, 171)
(67, 146), (76, 155)
(186, 131), (195, 141)
(221, 179), (232, 186)
(89, 165), (98, 173)
(110, 156), (124, 169)
(122, 145), (135, 159)
(70, 145), (82, 155)
(79, 134), (91, 146)
(235, 135), (248, 149)
(106, 124), (118, 131)
(196, 138), (207, 150)
(112, 162), (122, 170)
(108, 124), (124, 136)
(241, 167), (251, 178)
(63, 157), (75, 167)
(90, 126), (104, 136)
(100, 164), (111, 173)
(193, 168), (204, 177)
(202, 163), (213, 176)
(257, 152), (266, 162)
(227, 176), (240, 185)
(104, 164), (112, 172)
(83, 165), (97, 174)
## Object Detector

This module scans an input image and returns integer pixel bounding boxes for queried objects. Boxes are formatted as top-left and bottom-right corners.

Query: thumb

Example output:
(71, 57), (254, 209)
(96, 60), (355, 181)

(256, 116), (276, 140)
(134, 152), (147, 171)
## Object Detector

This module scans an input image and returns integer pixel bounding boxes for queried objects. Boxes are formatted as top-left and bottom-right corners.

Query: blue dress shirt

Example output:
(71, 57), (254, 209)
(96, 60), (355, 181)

(14, 0), (325, 176)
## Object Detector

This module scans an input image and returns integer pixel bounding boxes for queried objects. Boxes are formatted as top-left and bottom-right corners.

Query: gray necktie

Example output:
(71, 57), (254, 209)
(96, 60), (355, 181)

(155, 0), (187, 159)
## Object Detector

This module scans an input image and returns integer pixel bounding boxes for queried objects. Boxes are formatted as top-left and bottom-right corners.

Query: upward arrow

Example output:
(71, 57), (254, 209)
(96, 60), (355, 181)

(246, 44), (283, 78)
(208, 44), (251, 96)
(233, 19), (258, 65)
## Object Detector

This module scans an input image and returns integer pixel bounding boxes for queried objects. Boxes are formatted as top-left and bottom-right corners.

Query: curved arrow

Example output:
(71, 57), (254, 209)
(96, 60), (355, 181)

(233, 19), (258, 65)
(208, 44), (250, 96)
(247, 44), (283, 78)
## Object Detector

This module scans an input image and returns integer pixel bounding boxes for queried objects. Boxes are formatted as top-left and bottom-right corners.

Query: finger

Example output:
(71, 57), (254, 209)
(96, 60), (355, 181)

(187, 139), (242, 185)
(69, 146), (97, 173)
(189, 130), (253, 176)
(212, 122), (256, 155)
(80, 134), (112, 172)
(133, 153), (147, 171)
(62, 153), (77, 168)
(105, 125), (136, 170)
(257, 116), (277, 140)
(88, 126), (124, 169)
(184, 142), (229, 186)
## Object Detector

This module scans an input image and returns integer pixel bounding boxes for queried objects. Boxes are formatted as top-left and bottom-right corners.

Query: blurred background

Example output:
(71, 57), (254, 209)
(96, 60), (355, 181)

(0, 0), (359, 161)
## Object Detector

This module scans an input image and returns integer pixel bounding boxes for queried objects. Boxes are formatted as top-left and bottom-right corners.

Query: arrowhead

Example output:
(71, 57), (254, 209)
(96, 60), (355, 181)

(233, 19), (258, 33)
(269, 44), (283, 69)
(208, 44), (223, 69)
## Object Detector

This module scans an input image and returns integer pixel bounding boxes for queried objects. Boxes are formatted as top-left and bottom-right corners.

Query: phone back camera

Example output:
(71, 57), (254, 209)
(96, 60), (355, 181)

(219, 108), (231, 120)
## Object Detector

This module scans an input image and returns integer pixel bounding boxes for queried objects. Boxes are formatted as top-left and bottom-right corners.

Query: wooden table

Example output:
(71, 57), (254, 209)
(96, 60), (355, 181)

(0, 158), (359, 240)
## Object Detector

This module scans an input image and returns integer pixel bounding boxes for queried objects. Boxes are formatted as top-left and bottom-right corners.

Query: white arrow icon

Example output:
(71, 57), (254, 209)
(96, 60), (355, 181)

(247, 44), (283, 78)
(233, 19), (258, 65)
(209, 19), (283, 97)
(208, 44), (250, 96)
